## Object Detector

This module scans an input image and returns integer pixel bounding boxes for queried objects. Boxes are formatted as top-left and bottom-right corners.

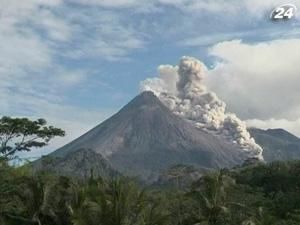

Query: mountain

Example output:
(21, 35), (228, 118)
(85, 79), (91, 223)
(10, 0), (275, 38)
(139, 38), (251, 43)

(40, 91), (249, 181)
(249, 128), (300, 162)
(35, 148), (118, 179)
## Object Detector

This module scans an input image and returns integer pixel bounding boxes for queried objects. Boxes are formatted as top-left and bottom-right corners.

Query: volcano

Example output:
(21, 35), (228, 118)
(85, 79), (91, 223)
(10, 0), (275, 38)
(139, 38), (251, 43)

(40, 91), (249, 180)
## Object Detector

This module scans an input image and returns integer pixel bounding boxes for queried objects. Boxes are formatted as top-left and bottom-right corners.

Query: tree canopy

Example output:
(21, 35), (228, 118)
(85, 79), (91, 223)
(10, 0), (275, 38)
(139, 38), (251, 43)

(0, 116), (65, 159)
(1, 117), (300, 225)
(2, 160), (300, 225)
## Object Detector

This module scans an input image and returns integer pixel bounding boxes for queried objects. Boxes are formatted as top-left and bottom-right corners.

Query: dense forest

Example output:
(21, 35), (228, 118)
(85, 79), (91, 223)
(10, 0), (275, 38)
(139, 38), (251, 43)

(2, 117), (300, 225)
(2, 159), (300, 225)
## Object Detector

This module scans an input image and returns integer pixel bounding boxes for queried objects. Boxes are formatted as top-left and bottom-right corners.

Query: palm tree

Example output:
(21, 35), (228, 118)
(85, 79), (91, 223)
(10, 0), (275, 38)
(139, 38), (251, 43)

(189, 171), (235, 225)
(70, 178), (105, 225)
(2, 173), (76, 225)
(70, 177), (169, 225)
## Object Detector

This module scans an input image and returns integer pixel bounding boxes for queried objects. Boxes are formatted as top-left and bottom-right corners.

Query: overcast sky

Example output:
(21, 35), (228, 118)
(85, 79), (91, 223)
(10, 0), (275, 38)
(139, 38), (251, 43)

(1, 0), (300, 158)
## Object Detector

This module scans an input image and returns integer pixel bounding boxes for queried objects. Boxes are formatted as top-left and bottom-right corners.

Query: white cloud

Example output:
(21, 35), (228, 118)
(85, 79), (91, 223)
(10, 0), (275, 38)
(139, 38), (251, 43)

(32, 9), (72, 42)
(67, 0), (140, 7)
(0, 0), (67, 79)
(1, 93), (115, 159)
(0, 0), (146, 76)
(207, 38), (300, 135)
(157, 0), (300, 18)
(2, 0), (300, 157)
(243, 0), (300, 18)
(67, 0), (300, 16)
(0, 29), (51, 75)
(62, 10), (145, 61)
(180, 27), (300, 47)
(140, 57), (263, 159)
(247, 118), (300, 137)
(0, 0), (125, 159)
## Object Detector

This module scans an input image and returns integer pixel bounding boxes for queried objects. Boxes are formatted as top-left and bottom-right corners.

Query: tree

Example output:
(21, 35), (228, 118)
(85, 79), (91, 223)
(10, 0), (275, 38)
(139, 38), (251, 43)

(70, 177), (169, 225)
(189, 171), (235, 225)
(0, 116), (65, 159)
(0, 172), (76, 225)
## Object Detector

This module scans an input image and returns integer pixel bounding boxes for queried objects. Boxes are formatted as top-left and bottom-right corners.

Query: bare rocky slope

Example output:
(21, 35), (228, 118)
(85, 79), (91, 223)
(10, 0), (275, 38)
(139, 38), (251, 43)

(39, 91), (255, 181)
(249, 128), (300, 162)
(35, 148), (118, 179)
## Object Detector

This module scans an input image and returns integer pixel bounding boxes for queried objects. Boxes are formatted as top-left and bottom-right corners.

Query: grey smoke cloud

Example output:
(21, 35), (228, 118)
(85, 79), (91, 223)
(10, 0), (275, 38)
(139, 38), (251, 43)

(140, 56), (263, 160)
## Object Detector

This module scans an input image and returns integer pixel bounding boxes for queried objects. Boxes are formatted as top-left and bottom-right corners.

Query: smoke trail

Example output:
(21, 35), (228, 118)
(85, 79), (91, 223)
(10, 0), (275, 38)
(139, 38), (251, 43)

(140, 56), (263, 160)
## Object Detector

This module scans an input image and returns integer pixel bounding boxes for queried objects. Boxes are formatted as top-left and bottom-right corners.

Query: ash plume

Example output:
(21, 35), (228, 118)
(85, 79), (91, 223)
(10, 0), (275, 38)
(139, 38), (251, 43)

(140, 56), (263, 160)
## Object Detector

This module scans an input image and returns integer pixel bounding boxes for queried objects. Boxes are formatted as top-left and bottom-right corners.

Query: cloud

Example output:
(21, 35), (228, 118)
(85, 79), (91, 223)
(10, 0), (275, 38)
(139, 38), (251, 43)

(247, 118), (300, 137)
(140, 56), (263, 159)
(0, 0), (68, 79)
(156, 0), (300, 20)
(0, 1), (122, 158)
(66, 0), (300, 16)
(2, 0), (300, 158)
(55, 69), (89, 86)
(66, 0), (140, 7)
(243, 0), (300, 18)
(171, 0), (300, 49)
(208, 39), (300, 120)
(59, 9), (145, 61)
(0, 0), (146, 76)
(0, 29), (51, 75)
(180, 27), (300, 47)
(2, 94), (115, 159)
(207, 38), (300, 135)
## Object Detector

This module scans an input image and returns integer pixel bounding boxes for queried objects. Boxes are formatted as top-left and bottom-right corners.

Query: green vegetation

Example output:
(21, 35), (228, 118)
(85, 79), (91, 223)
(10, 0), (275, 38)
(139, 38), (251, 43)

(0, 116), (65, 159)
(2, 159), (300, 225)
(2, 117), (300, 225)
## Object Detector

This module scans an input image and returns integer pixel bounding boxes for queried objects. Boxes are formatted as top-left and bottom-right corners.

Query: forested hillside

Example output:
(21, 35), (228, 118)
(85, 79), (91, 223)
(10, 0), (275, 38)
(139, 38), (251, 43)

(2, 159), (300, 225)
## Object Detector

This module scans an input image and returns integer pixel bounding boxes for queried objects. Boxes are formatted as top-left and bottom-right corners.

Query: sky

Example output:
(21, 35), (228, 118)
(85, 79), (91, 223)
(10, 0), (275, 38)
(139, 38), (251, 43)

(1, 0), (300, 159)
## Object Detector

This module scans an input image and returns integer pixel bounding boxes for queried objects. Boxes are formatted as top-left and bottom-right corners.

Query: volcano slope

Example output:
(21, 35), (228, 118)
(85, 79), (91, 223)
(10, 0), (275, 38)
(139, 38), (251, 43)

(40, 91), (249, 181)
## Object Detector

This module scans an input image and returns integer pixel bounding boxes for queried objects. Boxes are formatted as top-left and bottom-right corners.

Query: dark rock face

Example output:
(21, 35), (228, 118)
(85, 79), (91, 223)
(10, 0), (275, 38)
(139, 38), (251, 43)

(36, 148), (117, 179)
(249, 128), (300, 162)
(45, 91), (249, 181)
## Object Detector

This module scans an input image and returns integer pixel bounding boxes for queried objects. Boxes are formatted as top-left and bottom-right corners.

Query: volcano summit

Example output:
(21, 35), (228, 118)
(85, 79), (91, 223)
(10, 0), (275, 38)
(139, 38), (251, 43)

(39, 91), (254, 181)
